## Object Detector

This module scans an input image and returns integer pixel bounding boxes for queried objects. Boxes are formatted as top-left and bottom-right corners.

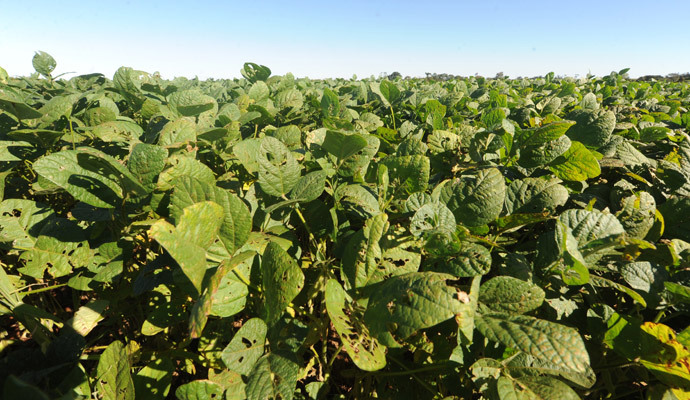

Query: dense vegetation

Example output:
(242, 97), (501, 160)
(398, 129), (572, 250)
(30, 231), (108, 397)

(1, 52), (689, 399)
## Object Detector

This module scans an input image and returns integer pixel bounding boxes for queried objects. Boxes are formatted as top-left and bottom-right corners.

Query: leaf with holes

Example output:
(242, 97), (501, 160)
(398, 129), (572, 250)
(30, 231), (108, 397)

(221, 318), (267, 375)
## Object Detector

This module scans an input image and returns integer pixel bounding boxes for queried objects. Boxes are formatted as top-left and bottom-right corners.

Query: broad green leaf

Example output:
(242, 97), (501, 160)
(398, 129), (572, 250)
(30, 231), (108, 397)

(210, 254), (251, 317)
(67, 299), (108, 337)
(436, 168), (506, 227)
(659, 198), (690, 242)
(128, 143), (168, 192)
(504, 178), (569, 215)
(665, 281), (690, 304)
(157, 155), (216, 191)
(245, 353), (299, 400)
(379, 80), (401, 105)
(325, 279), (386, 371)
(241, 62), (271, 83)
(91, 120), (143, 142)
(170, 176), (251, 256)
(520, 121), (575, 147)
(150, 202), (224, 296)
(37, 95), (74, 127)
(248, 81), (270, 101)
(96, 341), (135, 400)
(33, 149), (125, 208)
(342, 213), (388, 289)
(381, 154), (430, 193)
(32, 51), (56, 77)
(549, 141), (601, 181)
(289, 170), (327, 201)
(175, 380), (224, 400)
(518, 135), (572, 168)
(321, 87), (340, 118)
(158, 117), (197, 147)
(425, 100), (447, 130)
(141, 284), (187, 336)
(338, 133), (380, 177)
(221, 318), (267, 375)
(615, 191), (656, 239)
(506, 353), (596, 389)
(233, 138), (263, 174)
(494, 375), (581, 400)
(589, 275), (647, 307)
(168, 89), (217, 117)
(363, 272), (472, 346)
(275, 88), (303, 111)
(566, 109), (615, 148)
(0, 199), (54, 250)
(262, 242), (304, 324)
(321, 130), (368, 162)
(558, 208), (625, 248)
(479, 276), (545, 314)
(620, 261), (669, 308)
(133, 358), (174, 400)
(428, 241), (492, 278)
(335, 184), (380, 219)
(257, 136), (301, 197)
(405, 192), (433, 212)
(475, 313), (590, 374)
(18, 218), (91, 279)
(410, 202), (455, 237)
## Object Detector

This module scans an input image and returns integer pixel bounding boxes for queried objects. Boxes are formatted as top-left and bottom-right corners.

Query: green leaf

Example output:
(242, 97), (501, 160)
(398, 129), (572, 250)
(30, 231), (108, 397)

(168, 89), (217, 117)
(428, 241), (492, 278)
(257, 136), (301, 197)
(659, 198), (690, 242)
(436, 168), (506, 227)
(241, 62), (271, 83)
(150, 201), (224, 297)
(262, 242), (305, 324)
(210, 252), (253, 317)
(549, 141), (601, 181)
(67, 299), (108, 337)
(479, 276), (545, 314)
(665, 281), (690, 304)
(0, 199), (54, 250)
(620, 261), (668, 308)
(335, 184), (381, 219)
(32, 51), (56, 77)
(363, 272), (472, 346)
(504, 178), (569, 215)
(425, 100), (447, 130)
(325, 279), (386, 371)
(245, 353), (299, 400)
(158, 117), (197, 147)
(275, 88), (303, 111)
(506, 353), (596, 389)
(566, 109), (616, 148)
(410, 202), (455, 237)
(321, 130), (368, 162)
(495, 375), (581, 400)
(589, 275), (647, 307)
(381, 155), (430, 193)
(18, 218), (91, 279)
(33, 150), (126, 208)
(520, 121), (575, 147)
(170, 176), (251, 256)
(321, 87), (340, 118)
(379, 80), (401, 105)
(128, 143), (168, 192)
(475, 313), (590, 374)
(221, 318), (267, 375)
(175, 380), (224, 400)
(342, 213), (388, 289)
(133, 358), (174, 400)
(96, 340), (135, 400)
(289, 170), (327, 202)
(558, 209), (625, 248)
(518, 135), (572, 168)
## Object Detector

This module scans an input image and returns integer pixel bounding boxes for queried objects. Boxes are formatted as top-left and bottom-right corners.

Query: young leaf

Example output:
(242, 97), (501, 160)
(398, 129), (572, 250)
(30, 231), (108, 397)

(321, 130), (368, 162)
(549, 141), (601, 181)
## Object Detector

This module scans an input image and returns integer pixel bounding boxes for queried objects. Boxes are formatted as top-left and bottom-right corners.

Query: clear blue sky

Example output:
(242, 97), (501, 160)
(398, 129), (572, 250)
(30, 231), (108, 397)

(1, 0), (689, 79)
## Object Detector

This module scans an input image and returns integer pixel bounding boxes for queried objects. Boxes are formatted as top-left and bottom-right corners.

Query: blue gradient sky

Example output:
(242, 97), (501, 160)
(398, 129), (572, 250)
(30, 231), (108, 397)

(1, 0), (688, 79)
